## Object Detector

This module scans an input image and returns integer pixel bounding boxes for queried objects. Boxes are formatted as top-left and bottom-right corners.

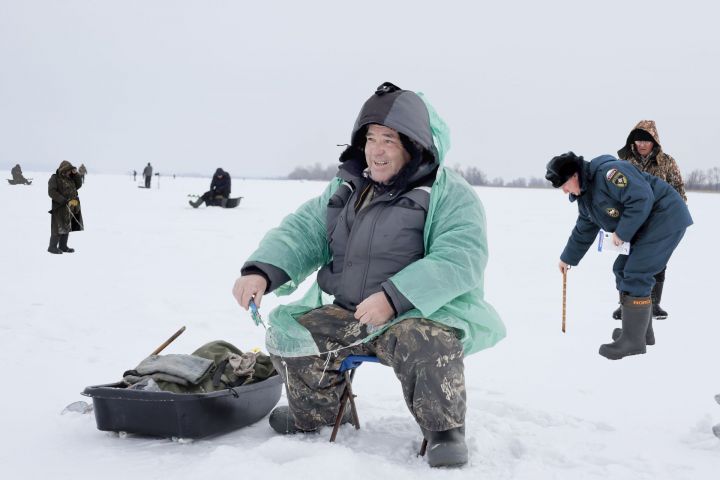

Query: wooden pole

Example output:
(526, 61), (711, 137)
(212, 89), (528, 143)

(150, 326), (186, 355)
(562, 271), (567, 333)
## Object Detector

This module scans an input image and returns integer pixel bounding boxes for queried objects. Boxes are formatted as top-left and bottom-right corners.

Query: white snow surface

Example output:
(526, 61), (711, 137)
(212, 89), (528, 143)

(1, 172), (719, 480)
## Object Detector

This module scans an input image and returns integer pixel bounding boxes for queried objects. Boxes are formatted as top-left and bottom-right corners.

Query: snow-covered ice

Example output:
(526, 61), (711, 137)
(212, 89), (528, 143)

(1, 171), (719, 480)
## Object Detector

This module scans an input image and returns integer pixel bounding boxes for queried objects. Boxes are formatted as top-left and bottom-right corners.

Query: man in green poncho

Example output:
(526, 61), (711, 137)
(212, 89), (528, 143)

(232, 82), (504, 468)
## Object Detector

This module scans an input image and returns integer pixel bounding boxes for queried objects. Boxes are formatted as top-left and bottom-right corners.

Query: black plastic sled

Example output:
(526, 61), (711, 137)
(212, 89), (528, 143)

(7, 179), (32, 185)
(82, 374), (282, 439)
(188, 195), (243, 208)
(224, 197), (242, 208)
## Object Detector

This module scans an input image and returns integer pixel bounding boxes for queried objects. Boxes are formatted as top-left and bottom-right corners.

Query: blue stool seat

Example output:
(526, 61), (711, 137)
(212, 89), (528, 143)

(339, 355), (380, 372)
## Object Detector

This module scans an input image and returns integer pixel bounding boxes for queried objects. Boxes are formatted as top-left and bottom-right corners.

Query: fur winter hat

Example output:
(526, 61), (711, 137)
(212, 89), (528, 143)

(545, 152), (583, 188)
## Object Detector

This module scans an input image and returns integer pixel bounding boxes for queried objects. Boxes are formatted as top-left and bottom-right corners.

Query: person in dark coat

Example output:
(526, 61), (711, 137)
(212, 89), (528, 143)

(143, 163), (153, 188)
(189, 168), (232, 208)
(48, 160), (84, 254)
(546, 152), (692, 360)
(78, 164), (87, 184)
(10, 164), (31, 184)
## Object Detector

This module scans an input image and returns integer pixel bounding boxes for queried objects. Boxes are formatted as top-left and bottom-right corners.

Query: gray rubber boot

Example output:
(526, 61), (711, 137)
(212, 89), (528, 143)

(423, 426), (468, 468)
(612, 291), (623, 320)
(612, 316), (654, 345)
(652, 282), (668, 319)
(599, 295), (651, 360)
(268, 405), (351, 435)
(188, 197), (204, 208)
(48, 234), (62, 254)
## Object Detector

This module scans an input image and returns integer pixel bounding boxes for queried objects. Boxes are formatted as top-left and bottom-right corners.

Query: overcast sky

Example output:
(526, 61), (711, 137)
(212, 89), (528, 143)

(1, 0), (718, 180)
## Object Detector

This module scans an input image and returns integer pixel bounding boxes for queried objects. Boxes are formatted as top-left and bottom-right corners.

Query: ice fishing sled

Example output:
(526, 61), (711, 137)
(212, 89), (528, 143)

(82, 374), (282, 439)
(223, 197), (242, 208)
(82, 339), (282, 439)
(7, 179), (32, 185)
(187, 194), (243, 208)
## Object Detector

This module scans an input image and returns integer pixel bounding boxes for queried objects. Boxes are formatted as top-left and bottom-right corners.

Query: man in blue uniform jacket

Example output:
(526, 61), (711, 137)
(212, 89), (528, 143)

(546, 152), (692, 360)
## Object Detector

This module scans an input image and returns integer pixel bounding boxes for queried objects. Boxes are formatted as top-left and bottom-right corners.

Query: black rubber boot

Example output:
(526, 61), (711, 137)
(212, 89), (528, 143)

(268, 405), (351, 435)
(599, 295), (651, 360)
(188, 197), (204, 208)
(423, 426), (468, 468)
(612, 316), (655, 345)
(59, 234), (74, 253)
(652, 282), (668, 320)
(612, 291), (622, 320)
(48, 235), (62, 254)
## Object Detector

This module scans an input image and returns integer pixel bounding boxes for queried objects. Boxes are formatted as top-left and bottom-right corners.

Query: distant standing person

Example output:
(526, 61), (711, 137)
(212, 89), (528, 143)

(133, 170), (137, 182)
(143, 162), (153, 188)
(189, 168), (231, 208)
(78, 164), (87, 184)
(10, 164), (31, 184)
(48, 160), (84, 254)
(614, 120), (687, 321)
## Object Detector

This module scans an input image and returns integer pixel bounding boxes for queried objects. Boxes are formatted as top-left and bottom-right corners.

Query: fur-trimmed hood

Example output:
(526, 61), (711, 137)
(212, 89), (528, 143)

(617, 120), (662, 160)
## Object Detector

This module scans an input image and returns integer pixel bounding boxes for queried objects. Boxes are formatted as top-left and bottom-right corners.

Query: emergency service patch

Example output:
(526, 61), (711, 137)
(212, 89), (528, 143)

(607, 169), (628, 188)
(606, 207), (620, 218)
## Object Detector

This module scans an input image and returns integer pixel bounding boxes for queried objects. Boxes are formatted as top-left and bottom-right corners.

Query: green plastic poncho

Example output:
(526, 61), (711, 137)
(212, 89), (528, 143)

(247, 94), (505, 357)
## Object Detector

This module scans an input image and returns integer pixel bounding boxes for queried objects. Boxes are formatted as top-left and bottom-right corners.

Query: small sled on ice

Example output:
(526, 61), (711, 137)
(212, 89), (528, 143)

(82, 375), (282, 439)
(7, 178), (32, 185)
(187, 194), (243, 208)
(81, 336), (281, 439)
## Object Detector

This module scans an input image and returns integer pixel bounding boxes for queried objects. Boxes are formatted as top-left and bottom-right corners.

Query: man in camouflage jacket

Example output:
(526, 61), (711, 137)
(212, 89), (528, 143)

(48, 160), (83, 254)
(614, 120), (686, 320)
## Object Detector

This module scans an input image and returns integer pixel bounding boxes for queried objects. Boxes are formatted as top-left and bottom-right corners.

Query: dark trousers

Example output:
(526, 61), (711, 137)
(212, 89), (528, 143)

(144, 176), (151, 188)
(270, 304), (466, 432)
(613, 229), (685, 297)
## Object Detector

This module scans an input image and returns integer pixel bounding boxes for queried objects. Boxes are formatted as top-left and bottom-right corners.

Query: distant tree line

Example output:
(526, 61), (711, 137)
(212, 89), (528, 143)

(287, 163), (551, 188)
(685, 168), (720, 191)
(287, 163), (339, 181)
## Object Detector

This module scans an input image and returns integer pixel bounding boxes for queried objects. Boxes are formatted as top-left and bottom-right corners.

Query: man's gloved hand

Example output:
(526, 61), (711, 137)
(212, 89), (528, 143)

(68, 199), (80, 208)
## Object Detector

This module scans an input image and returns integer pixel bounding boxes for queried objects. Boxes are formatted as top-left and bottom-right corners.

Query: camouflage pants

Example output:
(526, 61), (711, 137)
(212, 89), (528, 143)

(269, 304), (465, 432)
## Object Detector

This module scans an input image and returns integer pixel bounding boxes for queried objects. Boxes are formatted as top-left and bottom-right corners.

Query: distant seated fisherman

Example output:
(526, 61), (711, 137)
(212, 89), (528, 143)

(189, 168), (231, 208)
(546, 152), (692, 360)
(231, 82), (505, 468)
(11, 164), (31, 185)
